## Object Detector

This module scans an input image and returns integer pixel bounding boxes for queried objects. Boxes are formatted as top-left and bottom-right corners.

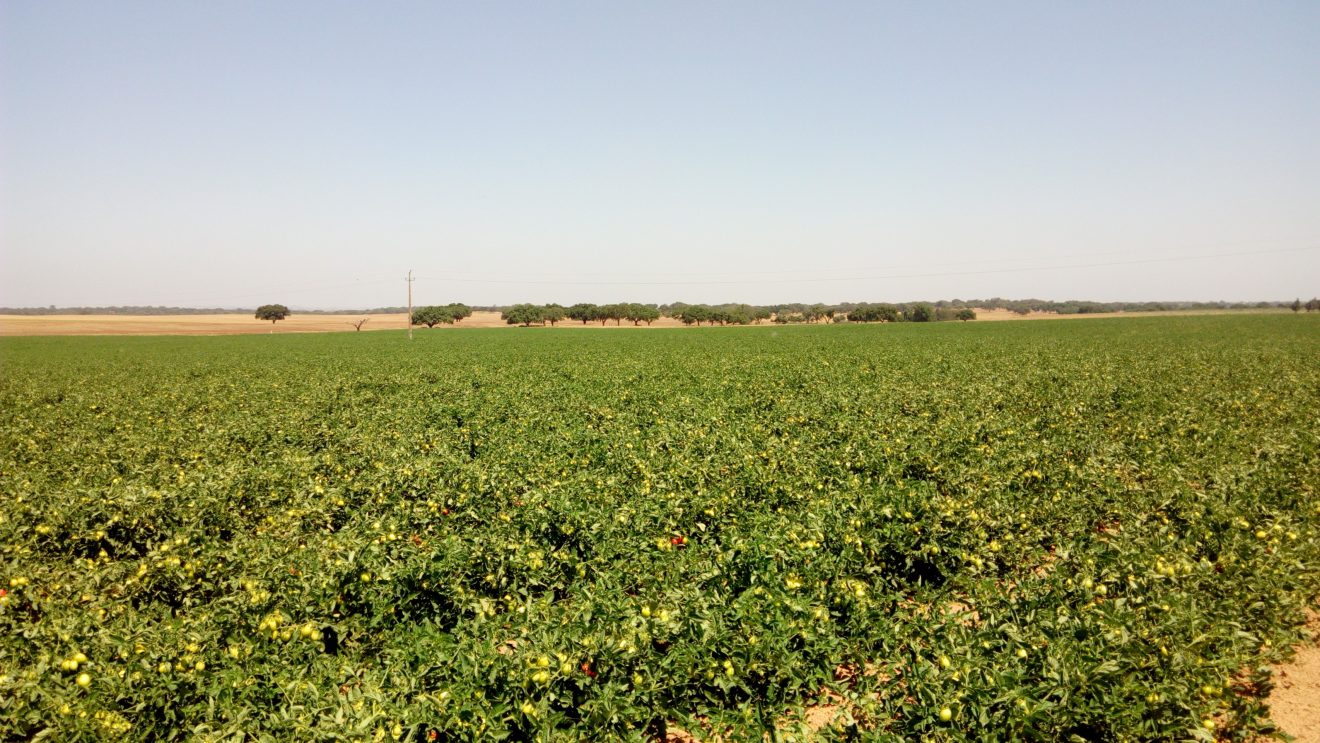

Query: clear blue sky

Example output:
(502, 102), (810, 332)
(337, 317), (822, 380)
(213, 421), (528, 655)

(2, 1), (1317, 308)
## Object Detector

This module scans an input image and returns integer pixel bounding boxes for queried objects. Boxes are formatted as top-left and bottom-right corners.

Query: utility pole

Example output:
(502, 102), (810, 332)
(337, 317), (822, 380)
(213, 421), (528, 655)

(406, 269), (414, 340)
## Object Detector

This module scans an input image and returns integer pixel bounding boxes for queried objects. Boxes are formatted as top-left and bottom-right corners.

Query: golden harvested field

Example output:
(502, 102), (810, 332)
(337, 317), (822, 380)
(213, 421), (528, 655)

(0, 311), (696, 336)
(0, 308), (1289, 336)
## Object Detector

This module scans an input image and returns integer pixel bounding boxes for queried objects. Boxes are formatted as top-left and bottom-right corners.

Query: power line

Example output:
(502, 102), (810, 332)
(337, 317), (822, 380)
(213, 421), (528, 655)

(418, 236), (1320, 281)
(69, 241), (1316, 307)
(413, 244), (1319, 287)
(145, 276), (399, 305)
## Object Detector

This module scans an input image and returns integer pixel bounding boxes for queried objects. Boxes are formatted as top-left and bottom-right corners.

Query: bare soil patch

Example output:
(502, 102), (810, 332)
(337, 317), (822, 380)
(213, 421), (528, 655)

(1269, 611), (1320, 742)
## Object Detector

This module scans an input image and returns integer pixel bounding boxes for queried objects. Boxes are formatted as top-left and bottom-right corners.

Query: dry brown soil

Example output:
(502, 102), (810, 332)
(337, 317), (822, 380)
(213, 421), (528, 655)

(1268, 612), (1320, 742)
(1, 308), (1286, 337)
(0, 311), (704, 336)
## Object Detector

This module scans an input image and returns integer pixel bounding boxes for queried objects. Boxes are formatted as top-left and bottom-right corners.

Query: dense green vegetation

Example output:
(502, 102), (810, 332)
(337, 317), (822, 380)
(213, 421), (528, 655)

(412, 305), (475, 329)
(2, 316), (1318, 741)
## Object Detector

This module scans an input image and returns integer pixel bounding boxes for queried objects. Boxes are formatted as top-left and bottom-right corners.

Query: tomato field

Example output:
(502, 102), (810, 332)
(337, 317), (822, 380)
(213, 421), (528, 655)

(2, 316), (1318, 741)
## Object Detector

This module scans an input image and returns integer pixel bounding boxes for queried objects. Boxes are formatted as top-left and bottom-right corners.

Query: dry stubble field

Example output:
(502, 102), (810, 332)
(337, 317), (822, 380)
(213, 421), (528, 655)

(0, 308), (1289, 337)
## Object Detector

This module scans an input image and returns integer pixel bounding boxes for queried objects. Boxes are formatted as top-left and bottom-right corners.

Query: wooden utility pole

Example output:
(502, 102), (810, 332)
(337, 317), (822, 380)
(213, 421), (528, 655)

(406, 269), (414, 340)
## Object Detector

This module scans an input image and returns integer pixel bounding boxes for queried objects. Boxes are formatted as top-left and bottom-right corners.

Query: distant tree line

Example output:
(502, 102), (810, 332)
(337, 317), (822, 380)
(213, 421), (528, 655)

(490, 301), (967, 326)
(921, 298), (1294, 316)
(5, 298), (1308, 319)
(501, 303), (664, 327)
(668, 303), (772, 325)
(822, 303), (970, 323)
(762, 304), (831, 324)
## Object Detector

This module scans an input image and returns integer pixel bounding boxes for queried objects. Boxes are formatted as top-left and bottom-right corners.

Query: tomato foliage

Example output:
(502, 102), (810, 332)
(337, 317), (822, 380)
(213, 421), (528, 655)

(1, 316), (1318, 741)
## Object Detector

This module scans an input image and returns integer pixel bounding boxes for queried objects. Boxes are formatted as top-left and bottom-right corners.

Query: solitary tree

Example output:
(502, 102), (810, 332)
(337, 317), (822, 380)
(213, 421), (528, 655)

(255, 304), (290, 326)
(1291, 298), (1303, 313)
(446, 303), (473, 322)
(955, 308), (977, 321)
(349, 318), (369, 331)
(1307, 298), (1320, 312)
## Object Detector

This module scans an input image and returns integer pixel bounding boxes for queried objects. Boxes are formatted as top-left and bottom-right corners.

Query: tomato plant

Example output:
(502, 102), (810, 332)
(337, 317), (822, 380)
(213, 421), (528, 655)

(1, 316), (1317, 740)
